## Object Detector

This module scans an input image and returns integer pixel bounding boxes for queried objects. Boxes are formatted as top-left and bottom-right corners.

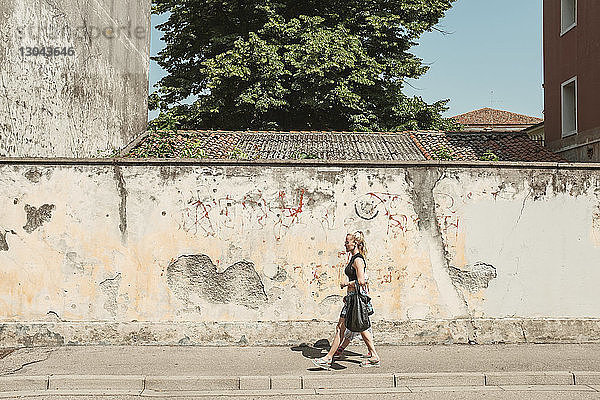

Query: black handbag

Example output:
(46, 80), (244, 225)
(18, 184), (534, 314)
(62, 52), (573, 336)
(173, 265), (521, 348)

(345, 286), (372, 332)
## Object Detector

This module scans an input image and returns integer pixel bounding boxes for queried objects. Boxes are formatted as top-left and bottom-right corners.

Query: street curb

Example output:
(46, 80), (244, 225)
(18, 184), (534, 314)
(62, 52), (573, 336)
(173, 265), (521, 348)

(1, 386), (599, 398)
(0, 371), (599, 396)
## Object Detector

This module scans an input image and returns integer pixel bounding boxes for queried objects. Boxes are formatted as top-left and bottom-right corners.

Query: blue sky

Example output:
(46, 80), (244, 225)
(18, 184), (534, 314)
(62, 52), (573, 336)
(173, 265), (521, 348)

(149, 0), (544, 121)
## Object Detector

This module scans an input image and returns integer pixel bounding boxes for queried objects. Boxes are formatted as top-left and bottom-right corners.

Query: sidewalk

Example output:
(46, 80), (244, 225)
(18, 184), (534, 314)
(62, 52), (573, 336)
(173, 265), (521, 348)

(1, 343), (600, 397)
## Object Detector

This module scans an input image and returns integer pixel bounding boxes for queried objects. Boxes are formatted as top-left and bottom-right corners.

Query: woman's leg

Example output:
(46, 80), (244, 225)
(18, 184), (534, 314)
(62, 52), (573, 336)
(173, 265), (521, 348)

(360, 327), (373, 357)
(340, 337), (351, 349)
(323, 318), (346, 361)
(334, 336), (351, 357)
(359, 329), (379, 361)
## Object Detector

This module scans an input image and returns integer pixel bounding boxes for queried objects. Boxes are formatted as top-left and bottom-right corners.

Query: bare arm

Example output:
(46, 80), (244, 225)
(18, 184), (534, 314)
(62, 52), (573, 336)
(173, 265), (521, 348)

(353, 257), (367, 286)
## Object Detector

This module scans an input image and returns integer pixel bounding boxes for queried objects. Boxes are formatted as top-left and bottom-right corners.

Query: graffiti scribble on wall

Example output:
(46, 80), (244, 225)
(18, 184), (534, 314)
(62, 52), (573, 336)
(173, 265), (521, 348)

(354, 192), (418, 237)
(180, 189), (305, 240)
(434, 192), (462, 265)
(166, 254), (267, 309)
(448, 262), (497, 293)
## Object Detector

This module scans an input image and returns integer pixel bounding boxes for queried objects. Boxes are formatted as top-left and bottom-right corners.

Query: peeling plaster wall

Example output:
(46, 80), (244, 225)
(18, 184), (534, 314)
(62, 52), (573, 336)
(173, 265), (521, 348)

(0, 0), (150, 157)
(1, 162), (600, 346)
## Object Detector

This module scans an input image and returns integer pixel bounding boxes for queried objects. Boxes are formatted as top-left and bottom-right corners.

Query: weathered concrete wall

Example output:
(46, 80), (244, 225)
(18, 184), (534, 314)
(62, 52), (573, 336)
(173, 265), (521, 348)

(1, 160), (600, 346)
(0, 0), (150, 157)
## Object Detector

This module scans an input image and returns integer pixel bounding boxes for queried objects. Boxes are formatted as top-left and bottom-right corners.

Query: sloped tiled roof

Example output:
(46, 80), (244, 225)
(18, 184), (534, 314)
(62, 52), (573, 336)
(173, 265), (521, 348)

(123, 130), (565, 162)
(453, 108), (543, 126)
(412, 132), (564, 162)
(123, 130), (427, 161)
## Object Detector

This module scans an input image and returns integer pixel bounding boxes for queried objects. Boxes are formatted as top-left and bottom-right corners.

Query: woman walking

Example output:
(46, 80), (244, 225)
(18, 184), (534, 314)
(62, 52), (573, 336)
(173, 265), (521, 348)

(312, 231), (380, 370)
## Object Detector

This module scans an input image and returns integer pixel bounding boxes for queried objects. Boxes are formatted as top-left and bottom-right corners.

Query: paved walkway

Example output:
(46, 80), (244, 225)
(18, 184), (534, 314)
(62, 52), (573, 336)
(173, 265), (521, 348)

(0, 343), (599, 397)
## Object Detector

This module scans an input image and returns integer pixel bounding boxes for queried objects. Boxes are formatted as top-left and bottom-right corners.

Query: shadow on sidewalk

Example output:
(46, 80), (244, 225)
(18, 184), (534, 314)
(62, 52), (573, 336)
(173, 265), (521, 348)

(0, 349), (14, 360)
(291, 339), (362, 371)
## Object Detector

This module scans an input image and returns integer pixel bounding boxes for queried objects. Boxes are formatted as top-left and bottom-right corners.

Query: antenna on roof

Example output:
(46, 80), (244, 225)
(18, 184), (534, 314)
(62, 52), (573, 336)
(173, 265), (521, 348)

(489, 90), (495, 125)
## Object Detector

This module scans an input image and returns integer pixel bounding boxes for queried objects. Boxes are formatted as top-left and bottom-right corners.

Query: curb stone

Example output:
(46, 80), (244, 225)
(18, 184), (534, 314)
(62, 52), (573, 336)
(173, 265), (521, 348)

(49, 374), (144, 391)
(0, 386), (599, 398)
(0, 371), (599, 395)
(271, 375), (302, 389)
(240, 376), (270, 390)
(0, 376), (48, 392)
(485, 371), (574, 386)
(395, 372), (484, 387)
(498, 385), (597, 392)
(573, 371), (600, 385)
(145, 376), (239, 391)
(303, 373), (394, 389)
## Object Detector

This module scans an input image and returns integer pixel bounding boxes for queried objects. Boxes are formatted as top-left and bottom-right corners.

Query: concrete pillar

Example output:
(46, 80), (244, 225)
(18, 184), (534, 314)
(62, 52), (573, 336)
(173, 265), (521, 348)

(0, 0), (151, 157)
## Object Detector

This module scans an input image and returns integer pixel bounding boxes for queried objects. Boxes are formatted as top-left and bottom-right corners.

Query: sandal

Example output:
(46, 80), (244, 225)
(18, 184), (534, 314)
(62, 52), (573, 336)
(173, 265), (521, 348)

(360, 357), (381, 368)
(333, 346), (346, 359)
(312, 356), (332, 370)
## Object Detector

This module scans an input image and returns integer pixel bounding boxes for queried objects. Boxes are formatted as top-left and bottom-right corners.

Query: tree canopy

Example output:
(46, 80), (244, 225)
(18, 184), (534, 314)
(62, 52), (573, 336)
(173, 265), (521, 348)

(150, 0), (458, 131)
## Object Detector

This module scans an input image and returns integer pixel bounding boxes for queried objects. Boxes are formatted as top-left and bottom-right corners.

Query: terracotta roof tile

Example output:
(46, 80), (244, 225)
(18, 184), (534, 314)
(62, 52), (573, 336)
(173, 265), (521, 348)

(453, 108), (543, 126)
(124, 130), (564, 162)
(413, 132), (565, 162)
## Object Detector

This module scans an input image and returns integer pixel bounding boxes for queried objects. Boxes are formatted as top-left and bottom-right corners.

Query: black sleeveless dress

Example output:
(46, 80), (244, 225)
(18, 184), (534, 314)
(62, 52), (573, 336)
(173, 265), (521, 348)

(340, 253), (374, 317)
(345, 253), (365, 282)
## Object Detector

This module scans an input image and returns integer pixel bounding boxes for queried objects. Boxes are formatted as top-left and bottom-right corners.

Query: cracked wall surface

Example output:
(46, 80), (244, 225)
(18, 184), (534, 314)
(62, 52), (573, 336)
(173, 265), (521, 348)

(0, 163), (600, 345)
(23, 204), (55, 233)
(167, 254), (268, 310)
(0, 0), (150, 157)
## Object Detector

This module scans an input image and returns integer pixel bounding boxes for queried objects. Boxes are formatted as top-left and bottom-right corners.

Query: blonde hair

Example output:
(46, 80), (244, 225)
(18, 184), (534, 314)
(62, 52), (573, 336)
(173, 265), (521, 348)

(348, 231), (368, 257)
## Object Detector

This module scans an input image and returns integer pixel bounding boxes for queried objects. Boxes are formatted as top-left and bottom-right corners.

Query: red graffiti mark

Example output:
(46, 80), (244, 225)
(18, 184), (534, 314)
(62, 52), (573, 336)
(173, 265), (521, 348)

(438, 214), (461, 244)
(282, 189), (304, 223)
(320, 207), (336, 230)
(184, 199), (215, 235)
(184, 188), (307, 239)
(190, 200), (211, 219)
(241, 191), (269, 228)
(387, 213), (408, 233)
(356, 192), (416, 237)
(467, 192), (473, 200)
(367, 192), (402, 201)
(380, 272), (393, 284)
(218, 195), (236, 218)
(441, 215), (459, 230)
(311, 267), (321, 284)
(274, 189), (306, 240)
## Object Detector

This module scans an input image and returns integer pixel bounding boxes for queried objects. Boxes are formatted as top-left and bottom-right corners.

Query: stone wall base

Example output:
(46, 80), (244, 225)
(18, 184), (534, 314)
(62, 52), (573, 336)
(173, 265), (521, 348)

(1, 319), (599, 348)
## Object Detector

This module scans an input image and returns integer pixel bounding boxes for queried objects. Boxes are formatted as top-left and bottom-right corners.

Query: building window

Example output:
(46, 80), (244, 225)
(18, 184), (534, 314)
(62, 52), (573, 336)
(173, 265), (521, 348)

(561, 77), (577, 137)
(561, 0), (577, 35)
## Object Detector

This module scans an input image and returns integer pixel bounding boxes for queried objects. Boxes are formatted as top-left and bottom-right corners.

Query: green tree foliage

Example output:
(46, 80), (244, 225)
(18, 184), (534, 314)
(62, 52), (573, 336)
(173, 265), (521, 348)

(150, 0), (459, 131)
